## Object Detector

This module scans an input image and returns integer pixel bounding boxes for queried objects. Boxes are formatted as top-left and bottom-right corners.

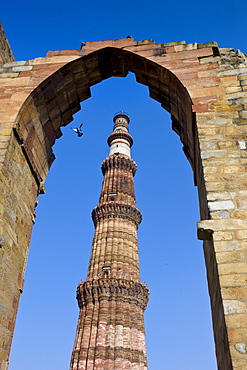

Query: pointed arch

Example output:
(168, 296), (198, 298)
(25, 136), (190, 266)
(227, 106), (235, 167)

(1, 39), (247, 369)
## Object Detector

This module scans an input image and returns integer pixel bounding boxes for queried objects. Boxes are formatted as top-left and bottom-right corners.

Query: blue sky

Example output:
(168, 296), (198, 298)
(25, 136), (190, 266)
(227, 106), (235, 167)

(2, 0), (247, 369)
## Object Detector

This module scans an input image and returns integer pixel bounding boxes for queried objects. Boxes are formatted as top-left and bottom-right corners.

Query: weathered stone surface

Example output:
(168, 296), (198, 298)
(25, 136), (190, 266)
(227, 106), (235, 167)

(12, 66), (33, 72)
(70, 116), (148, 369)
(1, 32), (247, 369)
(208, 200), (235, 211)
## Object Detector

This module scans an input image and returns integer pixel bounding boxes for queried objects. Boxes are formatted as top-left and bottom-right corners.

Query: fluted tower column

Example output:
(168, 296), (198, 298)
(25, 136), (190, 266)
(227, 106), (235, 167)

(70, 112), (149, 370)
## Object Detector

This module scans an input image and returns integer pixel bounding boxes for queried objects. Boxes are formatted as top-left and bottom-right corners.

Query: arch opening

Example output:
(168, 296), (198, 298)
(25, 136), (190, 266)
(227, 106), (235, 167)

(15, 47), (198, 189)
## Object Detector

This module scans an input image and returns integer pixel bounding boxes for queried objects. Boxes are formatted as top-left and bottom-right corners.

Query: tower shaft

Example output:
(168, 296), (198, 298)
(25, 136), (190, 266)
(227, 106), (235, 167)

(70, 113), (149, 370)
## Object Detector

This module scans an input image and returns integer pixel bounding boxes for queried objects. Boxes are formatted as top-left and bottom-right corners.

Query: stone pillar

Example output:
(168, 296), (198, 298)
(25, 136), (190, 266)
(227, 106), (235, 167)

(70, 113), (149, 369)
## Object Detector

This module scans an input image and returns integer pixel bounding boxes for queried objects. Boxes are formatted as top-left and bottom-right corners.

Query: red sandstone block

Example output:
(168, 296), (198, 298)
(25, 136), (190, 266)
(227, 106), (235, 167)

(58, 50), (81, 56)
(84, 38), (137, 51)
(30, 55), (79, 66)
(0, 93), (12, 99)
(164, 46), (175, 53)
(29, 77), (47, 86)
(0, 111), (18, 121)
(192, 104), (213, 113)
(33, 63), (65, 71)
(189, 86), (225, 98)
(167, 62), (219, 75)
(150, 47), (215, 62)
(149, 57), (199, 69)
(192, 47), (216, 58)
(46, 50), (61, 57)
(19, 71), (33, 77)
(0, 101), (22, 112)
(192, 95), (218, 105)
(184, 76), (220, 87)
(134, 49), (157, 58)
(124, 44), (158, 53)
(21, 69), (54, 79)
(2, 86), (33, 94)
(0, 124), (15, 131)
(0, 77), (30, 88)
(175, 71), (198, 80)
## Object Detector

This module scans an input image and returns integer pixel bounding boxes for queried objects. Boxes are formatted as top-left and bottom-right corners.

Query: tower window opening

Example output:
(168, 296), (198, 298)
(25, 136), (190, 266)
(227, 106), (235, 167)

(102, 266), (111, 276)
(108, 193), (117, 201)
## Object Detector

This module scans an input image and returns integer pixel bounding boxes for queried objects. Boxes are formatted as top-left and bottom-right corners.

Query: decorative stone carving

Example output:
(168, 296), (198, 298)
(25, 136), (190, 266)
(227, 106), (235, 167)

(92, 202), (142, 227)
(107, 131), (134, 147)
(77, 278), (149, 309)
(101, 154), (137, 175)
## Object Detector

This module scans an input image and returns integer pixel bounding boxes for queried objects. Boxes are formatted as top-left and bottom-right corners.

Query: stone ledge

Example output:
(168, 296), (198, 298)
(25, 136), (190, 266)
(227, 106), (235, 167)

(77, 277), (149, 310)
(71, 346), (148, 365)
(198, 41), (219, 49)
(107, 131), (133, 148)
(161, 41), (186, 47)
(101, 154), (137, 176)
(137, 39), (155, 46)
(198, 219), (247, 240)
(92, 203), (142, 227)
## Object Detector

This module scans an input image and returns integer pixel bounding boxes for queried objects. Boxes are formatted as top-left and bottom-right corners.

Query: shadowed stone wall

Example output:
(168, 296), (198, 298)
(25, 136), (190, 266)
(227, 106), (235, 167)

(0, 29), (247, 369)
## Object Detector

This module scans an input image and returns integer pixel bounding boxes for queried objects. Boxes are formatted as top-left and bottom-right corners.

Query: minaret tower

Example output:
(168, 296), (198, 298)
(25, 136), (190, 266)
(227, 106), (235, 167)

(70, 112), (149, 370)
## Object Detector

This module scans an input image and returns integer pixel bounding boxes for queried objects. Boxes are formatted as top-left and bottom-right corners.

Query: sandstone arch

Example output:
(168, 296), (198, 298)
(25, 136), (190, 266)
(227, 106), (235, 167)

(1, 36), (247, 369)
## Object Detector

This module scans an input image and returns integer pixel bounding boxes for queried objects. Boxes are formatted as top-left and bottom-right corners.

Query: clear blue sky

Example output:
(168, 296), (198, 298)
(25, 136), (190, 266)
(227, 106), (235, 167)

(2, 0), (247, 369)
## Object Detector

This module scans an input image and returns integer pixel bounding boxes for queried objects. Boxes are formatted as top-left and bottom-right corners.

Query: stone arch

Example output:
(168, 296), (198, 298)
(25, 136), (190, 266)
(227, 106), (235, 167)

(15, 48), (195, 185)
(1, 38), (247, 369)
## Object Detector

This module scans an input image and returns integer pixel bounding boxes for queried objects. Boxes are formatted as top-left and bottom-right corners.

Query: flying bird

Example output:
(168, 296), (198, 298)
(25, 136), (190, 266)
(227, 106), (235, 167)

(71, 123), (84, 137)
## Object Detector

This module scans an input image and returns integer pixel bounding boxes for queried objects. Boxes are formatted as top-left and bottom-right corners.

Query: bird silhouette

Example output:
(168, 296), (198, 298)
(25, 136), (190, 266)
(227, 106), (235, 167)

(71, 123), (83, 137)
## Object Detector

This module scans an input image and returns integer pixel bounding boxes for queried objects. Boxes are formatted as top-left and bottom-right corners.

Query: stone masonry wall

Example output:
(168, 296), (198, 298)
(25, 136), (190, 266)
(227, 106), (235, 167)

(0, 35), (247, 369)
(0, 132), (38, 370)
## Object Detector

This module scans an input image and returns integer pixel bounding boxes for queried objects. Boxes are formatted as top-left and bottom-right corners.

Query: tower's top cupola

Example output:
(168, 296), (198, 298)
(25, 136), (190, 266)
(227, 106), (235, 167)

(108, 111), (133, 157)
(113, 111), (130, 132)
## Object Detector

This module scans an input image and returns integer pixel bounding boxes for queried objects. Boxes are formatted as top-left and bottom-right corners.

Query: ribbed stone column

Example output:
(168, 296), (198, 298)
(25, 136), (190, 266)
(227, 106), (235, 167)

(70, 112), (149, 370)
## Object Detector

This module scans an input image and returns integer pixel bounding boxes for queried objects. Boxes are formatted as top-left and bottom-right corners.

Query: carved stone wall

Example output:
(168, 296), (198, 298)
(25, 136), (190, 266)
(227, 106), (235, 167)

(0, 32), (247, 369)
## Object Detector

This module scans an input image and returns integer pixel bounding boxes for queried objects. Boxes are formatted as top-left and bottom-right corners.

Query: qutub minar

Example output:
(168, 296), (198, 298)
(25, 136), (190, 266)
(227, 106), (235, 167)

(70, 112), (149, 369)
